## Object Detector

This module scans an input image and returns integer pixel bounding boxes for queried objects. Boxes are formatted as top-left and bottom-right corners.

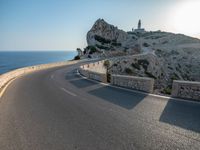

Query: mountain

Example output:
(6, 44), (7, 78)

(83, 19), (200, 94)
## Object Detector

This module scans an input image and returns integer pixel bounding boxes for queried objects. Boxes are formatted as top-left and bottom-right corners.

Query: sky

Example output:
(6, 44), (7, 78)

(0, 0), (200, 51)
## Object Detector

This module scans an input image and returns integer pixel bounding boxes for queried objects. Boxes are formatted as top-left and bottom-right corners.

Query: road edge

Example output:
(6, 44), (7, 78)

(77, 69), (200, 105)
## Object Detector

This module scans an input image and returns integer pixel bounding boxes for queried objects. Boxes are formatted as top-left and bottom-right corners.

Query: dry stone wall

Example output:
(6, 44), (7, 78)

(79, 60), (200, 101)
(172, 80), (200, 101)
(111, 74), (154, 93)
(79, 61), (107, 83)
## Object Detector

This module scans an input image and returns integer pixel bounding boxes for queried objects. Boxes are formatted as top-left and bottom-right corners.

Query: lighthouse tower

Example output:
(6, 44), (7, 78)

(138, 19), (141, 29)
(133, 19), (145, 33)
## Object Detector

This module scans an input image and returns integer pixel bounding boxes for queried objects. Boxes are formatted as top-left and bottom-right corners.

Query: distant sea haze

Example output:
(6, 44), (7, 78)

(0, 51), (77, 74)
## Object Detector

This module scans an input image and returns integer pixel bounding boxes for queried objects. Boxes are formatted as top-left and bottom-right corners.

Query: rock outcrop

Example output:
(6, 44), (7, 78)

(86, 19), (139, 57)
(83, 19), (200, 95)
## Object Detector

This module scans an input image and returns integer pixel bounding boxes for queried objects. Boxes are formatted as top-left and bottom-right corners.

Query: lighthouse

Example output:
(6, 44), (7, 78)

(133, 19), (145, 33)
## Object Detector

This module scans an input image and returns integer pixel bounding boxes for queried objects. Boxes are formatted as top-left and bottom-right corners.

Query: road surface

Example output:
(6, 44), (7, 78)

(0, 62), (200, 150)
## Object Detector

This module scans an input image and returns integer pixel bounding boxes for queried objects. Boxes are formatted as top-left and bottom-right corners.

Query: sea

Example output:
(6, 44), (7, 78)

(0, 51), (77, 75)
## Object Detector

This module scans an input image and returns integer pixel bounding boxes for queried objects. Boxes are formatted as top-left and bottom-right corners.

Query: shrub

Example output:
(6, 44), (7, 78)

(125, 68), (133, 74)
(138, 59), (149, 71)
(104, 60), (110, 69)
(85, 46), (97, 54)
(86, 45), (97, 51)
(131, 63), (140, 70)
(111, 42), (122, 46)
(88, 55), (92, 58)
(83, 48), (87, 54)
(96, 44), (109, 50)
(94, 35), (111, 44)
(74, 55), (80, 60)
(143, 42), (150, 47)
(171, 73), (179, 81)
(162, 87), (172, 95)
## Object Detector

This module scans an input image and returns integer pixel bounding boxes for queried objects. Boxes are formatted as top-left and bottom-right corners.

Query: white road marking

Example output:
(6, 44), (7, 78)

(0, 78), (16, 99)
(60, 88), (77, 97)
(51, 74), (54, 79)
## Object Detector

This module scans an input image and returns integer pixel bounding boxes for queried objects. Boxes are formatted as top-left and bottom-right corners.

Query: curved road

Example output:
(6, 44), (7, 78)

(0, 62), (200, 150)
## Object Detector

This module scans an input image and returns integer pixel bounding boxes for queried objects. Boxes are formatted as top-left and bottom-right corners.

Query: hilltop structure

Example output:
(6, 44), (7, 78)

(132, 19), (145, 33)
(84, 18), (200, 94)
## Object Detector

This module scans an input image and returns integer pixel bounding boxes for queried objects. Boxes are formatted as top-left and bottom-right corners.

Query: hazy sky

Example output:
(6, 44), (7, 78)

(1, 0), (200, 51)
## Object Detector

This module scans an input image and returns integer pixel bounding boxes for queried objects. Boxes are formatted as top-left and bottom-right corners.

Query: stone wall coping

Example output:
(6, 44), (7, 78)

(111, 74), (154, 81)
(173, 80), (200, 85)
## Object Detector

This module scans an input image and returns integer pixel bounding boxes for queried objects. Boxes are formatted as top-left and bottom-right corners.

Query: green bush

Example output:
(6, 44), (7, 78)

(138, 59), (149, 71)
(96, 44), (109, 50)
(125, 68), (133, 75)
(86, 46), (97, 51)
(171, 73), (179, 81)
(94, 35), (111, 44)
(143, 43), (150, 47)
(111, 42), (122, 46)
(104, 60), (110, 68)
(162, 87), (172, 95)
(131, 63), (140, 70)
(74, 55), (80, 60)
(85, 46), (97, 54)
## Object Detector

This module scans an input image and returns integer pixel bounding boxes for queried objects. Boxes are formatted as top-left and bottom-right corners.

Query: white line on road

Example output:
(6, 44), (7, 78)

(0, 78), (16, 99)
(60, 88), (77, 97)
(51, 74), (54, 79)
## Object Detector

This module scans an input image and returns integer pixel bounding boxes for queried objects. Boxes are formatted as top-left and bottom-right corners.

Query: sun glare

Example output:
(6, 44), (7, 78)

(171, 1), (200, 35)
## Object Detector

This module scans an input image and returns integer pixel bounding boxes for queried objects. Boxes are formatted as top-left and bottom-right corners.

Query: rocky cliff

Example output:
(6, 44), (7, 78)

(83, 19), (200, 94)
(85, 19), (139, 57)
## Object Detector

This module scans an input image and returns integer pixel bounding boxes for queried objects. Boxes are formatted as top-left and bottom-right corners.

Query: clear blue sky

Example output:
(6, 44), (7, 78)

(0, 0), (199, 51)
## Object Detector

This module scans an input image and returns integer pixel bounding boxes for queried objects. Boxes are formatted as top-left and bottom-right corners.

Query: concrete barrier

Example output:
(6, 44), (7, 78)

(111, 74), (154, 93)
(172, 80), (200, 101)
(0, 60), (79, 91)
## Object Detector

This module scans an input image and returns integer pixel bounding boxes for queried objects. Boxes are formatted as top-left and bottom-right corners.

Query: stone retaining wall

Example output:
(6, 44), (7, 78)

(0, 60), (79, 91)
(172, 80), (200, 101)
(80, 60), (106, 74)
(79, 61), (155, 93)
(79, 60), (200, 101)
(111, 74), (154, 93)
(79, 67), (107, 83)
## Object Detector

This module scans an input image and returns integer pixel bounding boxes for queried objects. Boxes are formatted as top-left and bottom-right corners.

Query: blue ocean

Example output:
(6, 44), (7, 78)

(0, 51), (77, 74)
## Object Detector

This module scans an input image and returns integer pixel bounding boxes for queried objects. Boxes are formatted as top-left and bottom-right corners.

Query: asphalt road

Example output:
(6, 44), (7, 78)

(0, 62), (200, 150)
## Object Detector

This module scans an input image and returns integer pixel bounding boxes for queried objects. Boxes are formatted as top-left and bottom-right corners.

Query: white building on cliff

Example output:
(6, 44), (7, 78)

(132, 19), (145, 33)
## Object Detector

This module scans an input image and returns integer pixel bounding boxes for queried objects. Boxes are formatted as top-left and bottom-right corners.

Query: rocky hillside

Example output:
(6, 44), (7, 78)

(82, 19), (200, 95)
(85, 19), (139, 57)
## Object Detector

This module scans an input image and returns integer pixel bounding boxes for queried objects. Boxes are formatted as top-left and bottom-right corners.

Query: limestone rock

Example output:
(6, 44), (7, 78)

(84, 19), (200, 94)
(86, 19), (138, 56)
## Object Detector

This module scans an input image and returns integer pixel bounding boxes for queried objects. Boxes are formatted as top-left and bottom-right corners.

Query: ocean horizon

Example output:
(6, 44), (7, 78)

(0, 50), (77, 74)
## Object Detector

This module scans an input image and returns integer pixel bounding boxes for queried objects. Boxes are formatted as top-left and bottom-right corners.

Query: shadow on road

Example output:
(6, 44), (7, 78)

(65, 74), (80, 80)
(70, 78), (98, 88)
(159, 99), (200, 133)
(88, 86), (147, 109)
